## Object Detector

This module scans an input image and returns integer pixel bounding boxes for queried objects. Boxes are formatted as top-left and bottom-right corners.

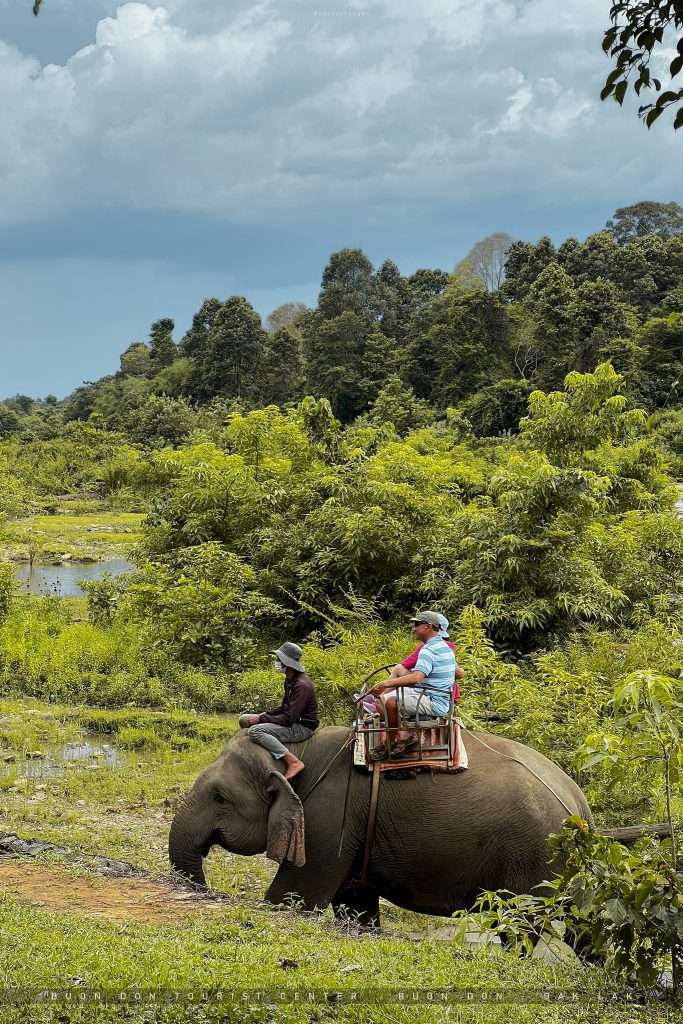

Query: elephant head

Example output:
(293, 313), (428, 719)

(168, 733), (305, 886)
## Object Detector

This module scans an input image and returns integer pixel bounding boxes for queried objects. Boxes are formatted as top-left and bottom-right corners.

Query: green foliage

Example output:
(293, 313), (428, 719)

(607, 201), (683, 243)
(459, 377), (533, 437)
(0, 563), (13, 625)
(80, 572), (129, 626)
(0, 596), (233, 710)
(128, 394), (196, 447)
(473, 657), (683, 991)
(650, 408), (683, 476)
(190, 296), (267, 403)
(460, 817), (683, 991)
(125, 542), (284, 668)
(366, 374), (434, 436)
(602, 8), (683, 130)
(577, 671), (683, 874)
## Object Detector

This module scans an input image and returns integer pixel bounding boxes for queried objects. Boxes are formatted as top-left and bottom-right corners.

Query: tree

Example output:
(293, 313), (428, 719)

(374, 261), (417, 343)
(179, 298), (222, 360)
(407, 268), (450, 307)
(148, 318), (176, 369)
(193, 297), (267, 403)
(0, 405), (21, 437)
(602, 2), (683, 130)
(119, 343), (151, 377)
(428, 291), (512, 405)
(453, 233), (515, 292)
(560, 231), (621, 285)
(366, 374), (435, 436)
(502, 237), (558, 302)
(265, 302), (308, 334)
(459, 378), (533, 437)
(524, 263), (577, 387)
(635, 312), (683, 407)
(318, 249), (377, 321)
(259, 326), (305, 406)
(129, 395), (196, 447)
(302, 310), (369, 421)
(607, 201), (683, 243)
(569, 278), (628, 373)
(359, 331), (407, 405)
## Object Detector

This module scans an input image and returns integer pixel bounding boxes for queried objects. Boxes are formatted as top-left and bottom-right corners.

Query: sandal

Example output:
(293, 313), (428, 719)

(391, 737), (418, 758)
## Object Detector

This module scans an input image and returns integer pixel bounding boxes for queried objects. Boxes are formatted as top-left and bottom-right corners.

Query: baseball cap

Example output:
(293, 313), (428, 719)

(410, 610), (443, 629)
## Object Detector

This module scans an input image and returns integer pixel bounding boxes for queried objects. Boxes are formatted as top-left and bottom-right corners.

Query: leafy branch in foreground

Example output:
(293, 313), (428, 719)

(603, 2), (683, 129)
(456, 673), (683, 994)
(455, 817), (683, 994)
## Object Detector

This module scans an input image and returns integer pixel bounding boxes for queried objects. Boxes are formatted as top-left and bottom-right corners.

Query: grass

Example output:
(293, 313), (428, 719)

(0, 892), (643, 1024)
(1, 509), (145, 563)
(0, 596), (237, 711)
(0, 700), (679, 1023)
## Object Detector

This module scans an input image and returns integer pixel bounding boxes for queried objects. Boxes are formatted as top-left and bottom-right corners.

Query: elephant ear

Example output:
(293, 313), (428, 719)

(265, 772), (306, 867)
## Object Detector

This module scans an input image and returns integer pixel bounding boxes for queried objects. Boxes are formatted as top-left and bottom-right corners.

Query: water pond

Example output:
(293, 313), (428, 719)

(13, 558), (133, 597)
(2, 734), (126, 779)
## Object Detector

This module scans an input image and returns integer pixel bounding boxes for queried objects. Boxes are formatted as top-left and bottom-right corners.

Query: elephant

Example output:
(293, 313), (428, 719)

(169, 725), (592, 926)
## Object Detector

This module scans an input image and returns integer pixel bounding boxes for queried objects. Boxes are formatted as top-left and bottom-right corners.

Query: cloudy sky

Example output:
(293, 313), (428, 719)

(0, 0), (680, 397)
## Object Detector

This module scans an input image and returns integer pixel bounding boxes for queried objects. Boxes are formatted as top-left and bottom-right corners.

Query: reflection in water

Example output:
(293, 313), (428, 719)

(4, 734), (126, 779)
(13, 558), (132, 597)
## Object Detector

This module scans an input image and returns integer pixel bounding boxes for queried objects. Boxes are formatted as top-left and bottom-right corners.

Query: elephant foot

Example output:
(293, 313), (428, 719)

(332, 886), (380, 929)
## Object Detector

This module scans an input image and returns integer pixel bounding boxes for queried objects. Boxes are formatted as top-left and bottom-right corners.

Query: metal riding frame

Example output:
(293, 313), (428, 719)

(352, 665), (460, 773)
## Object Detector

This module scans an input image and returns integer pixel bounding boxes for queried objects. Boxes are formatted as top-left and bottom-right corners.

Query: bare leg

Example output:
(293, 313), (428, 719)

(281, 750), (305, 781)
(380, 695), (412, 744)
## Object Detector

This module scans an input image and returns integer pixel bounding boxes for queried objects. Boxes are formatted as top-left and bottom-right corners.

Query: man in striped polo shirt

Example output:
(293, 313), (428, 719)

(368, 610), (456, 757)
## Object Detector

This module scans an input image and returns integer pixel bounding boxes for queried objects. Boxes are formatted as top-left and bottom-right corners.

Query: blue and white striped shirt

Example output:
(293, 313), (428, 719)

(414, 635), (456, 716)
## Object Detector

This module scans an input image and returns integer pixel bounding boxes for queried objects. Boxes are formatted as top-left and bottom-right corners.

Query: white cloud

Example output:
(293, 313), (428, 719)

(0, 1), (679, 227)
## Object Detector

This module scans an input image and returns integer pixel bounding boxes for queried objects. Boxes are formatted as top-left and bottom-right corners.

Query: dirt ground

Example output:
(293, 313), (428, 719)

(0, 859), (224, 924)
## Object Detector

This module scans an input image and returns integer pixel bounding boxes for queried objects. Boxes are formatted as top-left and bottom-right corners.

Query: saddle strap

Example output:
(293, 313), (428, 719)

(359, 761), (382, 886)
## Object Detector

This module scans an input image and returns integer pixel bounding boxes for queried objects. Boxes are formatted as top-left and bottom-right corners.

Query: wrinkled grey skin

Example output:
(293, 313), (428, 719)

(169, 726), (591, 926)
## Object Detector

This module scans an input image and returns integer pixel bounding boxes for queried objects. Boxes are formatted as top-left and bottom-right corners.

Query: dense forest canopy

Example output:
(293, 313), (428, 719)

(2, 201), (683, 655)
(4, 202), (683, 449)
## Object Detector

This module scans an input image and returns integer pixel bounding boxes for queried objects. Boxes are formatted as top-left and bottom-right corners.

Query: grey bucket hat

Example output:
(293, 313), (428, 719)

(270, 641), (304, 672)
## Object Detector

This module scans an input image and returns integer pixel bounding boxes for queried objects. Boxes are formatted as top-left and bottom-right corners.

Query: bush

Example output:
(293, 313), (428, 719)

(125, 542), (284, 669)
(0, 563), (14, 625)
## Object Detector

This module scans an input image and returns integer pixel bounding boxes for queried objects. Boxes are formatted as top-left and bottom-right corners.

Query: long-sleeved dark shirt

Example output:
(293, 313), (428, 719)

(258, 671), (319, 729)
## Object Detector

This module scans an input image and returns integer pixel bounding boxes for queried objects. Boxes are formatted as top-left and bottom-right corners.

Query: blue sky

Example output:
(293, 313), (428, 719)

(0, 0), (681, 398)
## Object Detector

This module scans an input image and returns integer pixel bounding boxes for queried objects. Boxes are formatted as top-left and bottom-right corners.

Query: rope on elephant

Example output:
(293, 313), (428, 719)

(462, 729), (577, 817)
(296, 733), (355, 805)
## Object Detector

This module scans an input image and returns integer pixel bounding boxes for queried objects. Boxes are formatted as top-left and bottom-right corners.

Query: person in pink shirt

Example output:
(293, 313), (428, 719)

(389, 612), (463, 702)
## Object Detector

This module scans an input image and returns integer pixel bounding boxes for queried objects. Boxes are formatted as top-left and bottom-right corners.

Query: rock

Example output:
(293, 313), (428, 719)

(2, 753), (16, 763)
(25, 751), (45, 760)
(531, 935), (579, 964)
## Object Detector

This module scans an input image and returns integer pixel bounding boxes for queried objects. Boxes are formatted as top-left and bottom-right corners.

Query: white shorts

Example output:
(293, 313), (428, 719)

(385, 687), (437, 717)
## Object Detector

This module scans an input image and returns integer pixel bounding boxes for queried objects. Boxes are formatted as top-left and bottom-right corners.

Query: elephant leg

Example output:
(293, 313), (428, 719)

(265, 859), (350, 913)
(332, 885), (380, 929)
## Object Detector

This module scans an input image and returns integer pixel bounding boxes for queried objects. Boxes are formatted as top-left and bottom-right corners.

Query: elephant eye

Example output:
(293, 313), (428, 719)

(214, 792), (227, 804)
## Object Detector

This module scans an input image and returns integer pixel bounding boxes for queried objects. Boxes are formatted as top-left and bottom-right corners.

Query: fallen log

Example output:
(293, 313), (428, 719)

(598, 823), (672, 843)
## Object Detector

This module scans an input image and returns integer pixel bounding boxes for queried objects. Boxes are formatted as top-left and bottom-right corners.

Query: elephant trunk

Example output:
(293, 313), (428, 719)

(168, 802), (208, 887)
